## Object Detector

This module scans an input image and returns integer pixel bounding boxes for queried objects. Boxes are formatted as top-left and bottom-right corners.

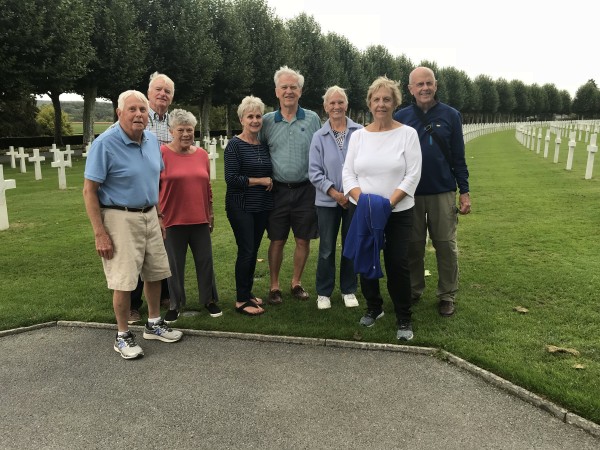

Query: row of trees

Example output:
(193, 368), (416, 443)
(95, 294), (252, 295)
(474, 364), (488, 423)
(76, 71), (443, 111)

(1, 0), (599, 143)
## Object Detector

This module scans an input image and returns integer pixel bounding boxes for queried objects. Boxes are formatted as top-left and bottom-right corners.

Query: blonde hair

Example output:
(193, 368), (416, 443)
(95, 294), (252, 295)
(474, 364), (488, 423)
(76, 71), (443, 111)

(366, 76), (402, 108)
(237, 96), (265, 119)
(322, 86), (348, 105)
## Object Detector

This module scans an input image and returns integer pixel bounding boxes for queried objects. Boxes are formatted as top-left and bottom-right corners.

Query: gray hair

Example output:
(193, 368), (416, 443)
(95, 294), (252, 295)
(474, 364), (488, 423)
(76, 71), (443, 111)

(322, 85), (348, 105)
(149, 71), (175, 95)
(366, 76), (402, 109)
(117, 90), (149, 111)
(237, 95), (265, 120)
(169, 109), (197, 129)
(273, 65), (305, 89)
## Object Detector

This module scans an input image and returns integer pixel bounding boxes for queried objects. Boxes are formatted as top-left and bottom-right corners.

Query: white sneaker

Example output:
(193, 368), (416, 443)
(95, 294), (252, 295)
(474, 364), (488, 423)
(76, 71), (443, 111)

(114, 331), (144, 359)
(316, 295), (331, 310)
(342, 293), (359, 308)
(143, 319), (183, 343)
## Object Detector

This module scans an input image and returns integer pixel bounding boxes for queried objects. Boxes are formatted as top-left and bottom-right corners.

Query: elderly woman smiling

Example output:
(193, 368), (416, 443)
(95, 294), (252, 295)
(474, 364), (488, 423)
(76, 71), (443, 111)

(159, 109), (221, 323)
(342, 76), (422, 341)
(224, 96), (274, 316)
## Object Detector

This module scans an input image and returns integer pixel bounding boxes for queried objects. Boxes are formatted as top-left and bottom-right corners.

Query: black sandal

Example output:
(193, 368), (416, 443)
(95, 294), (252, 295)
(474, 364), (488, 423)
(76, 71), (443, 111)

(235, 300), (264, 316)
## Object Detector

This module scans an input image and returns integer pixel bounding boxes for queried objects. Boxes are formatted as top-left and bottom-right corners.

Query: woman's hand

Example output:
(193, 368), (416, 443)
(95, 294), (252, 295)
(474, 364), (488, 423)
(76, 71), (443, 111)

(265, 177), (273, 191)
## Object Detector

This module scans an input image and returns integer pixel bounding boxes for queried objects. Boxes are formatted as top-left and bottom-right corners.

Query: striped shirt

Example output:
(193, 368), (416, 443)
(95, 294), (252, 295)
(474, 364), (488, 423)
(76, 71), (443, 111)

(224, 136), (274, 213)
(259, 106), (321, 183)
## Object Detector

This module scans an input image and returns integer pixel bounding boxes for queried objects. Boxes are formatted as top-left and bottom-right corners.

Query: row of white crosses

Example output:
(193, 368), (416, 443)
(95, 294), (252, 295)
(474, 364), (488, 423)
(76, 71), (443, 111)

(517, 123), (598, 178)
(0, 143), (83, 231)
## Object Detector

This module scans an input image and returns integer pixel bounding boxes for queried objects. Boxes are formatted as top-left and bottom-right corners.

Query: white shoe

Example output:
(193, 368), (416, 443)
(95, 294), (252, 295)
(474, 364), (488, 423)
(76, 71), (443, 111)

(114, 331), (144, 359)
(316, 295), (331, 310)
(342, 293), (359, 308)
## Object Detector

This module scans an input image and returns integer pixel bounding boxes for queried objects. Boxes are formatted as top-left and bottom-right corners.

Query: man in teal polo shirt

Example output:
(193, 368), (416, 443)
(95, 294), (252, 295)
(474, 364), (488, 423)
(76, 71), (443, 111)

(259, 66), (322, 305)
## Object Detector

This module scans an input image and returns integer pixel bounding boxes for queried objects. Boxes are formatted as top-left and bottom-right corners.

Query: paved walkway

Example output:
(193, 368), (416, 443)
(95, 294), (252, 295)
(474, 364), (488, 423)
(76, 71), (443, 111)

(1, 322), (598, 449)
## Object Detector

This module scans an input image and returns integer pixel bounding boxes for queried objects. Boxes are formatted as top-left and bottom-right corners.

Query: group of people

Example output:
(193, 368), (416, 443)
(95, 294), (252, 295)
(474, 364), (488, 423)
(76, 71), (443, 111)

(83, 64), (471, 359)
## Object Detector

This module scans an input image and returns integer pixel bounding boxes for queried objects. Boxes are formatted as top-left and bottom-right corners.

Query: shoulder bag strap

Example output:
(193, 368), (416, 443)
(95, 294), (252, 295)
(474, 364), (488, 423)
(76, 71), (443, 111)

(412, 104), (453, 171)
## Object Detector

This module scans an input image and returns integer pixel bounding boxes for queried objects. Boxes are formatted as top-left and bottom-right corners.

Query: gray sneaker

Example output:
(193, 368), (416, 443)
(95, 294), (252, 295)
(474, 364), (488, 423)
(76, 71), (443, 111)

(359, 310), (384, 327)
(114, 331), (144, 359)
(397, 321), (414, 341)
(143, 319), (183, 343)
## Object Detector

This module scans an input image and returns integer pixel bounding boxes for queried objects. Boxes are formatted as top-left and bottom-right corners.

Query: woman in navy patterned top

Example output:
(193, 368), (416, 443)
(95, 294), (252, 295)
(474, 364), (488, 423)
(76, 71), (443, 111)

(225, 96), (274, 316)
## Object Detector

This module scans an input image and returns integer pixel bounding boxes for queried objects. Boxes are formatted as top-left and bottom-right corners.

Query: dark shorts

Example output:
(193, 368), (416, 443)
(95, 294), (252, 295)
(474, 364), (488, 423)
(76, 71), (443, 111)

(267, 181), (318, 241)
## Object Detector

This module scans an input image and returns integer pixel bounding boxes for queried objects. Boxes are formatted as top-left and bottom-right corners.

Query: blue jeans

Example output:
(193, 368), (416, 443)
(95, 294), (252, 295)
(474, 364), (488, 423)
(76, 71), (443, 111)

(227, 208), (269, 301)
(315, 205), (356, 296)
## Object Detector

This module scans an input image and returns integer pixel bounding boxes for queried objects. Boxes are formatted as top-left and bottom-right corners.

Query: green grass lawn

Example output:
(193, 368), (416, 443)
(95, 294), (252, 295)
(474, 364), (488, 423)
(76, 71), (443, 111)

(70, 122), (111, 135)
(1, 129), (599, 424)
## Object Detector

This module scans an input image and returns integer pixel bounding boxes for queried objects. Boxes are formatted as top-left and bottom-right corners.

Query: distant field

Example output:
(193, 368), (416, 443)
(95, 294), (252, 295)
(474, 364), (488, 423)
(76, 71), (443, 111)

(71, 122), (111, 135)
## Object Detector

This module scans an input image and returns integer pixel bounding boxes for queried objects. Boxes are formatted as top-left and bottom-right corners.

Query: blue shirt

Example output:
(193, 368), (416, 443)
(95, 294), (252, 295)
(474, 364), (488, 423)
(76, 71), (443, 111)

(84, 124), (163, 208)
(259, 106), (321, 183)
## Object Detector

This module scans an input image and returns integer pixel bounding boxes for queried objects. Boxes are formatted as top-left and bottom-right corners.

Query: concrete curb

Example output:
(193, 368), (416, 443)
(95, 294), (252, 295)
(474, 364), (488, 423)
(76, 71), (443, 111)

(5, 320), (600, 439)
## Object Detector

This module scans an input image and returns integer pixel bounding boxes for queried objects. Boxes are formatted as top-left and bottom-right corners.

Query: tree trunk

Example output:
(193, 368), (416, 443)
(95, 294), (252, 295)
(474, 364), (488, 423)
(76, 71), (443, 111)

(49, 91), (63, 146)
(225, 102), (231, 137)
(200, 92), (212, 138)
(111, 99), (118, 122)
(82, 85), (97, 145)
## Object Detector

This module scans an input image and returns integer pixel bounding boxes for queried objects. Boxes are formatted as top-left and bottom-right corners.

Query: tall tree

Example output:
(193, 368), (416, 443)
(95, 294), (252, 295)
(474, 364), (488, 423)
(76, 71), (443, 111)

(437, 67), (469, 111)
(495, 78), (517, 121)
(75, 0), (148, 143)
(572, 81), (600, 119)
(542, 83), (562, 120)
(474, 75), (499, 122)
(510, 80), (530, 121)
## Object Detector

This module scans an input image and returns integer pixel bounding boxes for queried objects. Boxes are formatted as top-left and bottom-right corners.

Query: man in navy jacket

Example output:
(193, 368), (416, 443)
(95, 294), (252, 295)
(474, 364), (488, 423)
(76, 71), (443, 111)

(394, 66), (471, 317)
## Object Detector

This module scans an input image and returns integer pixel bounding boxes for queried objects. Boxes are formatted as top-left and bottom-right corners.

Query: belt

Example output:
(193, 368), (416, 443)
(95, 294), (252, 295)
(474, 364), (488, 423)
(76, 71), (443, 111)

(100, 204), (154, 213)
(273, 179), (310, 189)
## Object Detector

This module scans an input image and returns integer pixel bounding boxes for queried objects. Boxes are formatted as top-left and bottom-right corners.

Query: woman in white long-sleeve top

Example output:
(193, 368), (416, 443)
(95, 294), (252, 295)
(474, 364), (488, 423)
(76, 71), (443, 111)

(342, 76), (422, 341)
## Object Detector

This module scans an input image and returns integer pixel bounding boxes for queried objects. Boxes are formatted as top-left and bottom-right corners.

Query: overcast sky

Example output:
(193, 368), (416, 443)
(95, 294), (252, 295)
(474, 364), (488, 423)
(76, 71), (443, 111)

(265, 0), (598, 98)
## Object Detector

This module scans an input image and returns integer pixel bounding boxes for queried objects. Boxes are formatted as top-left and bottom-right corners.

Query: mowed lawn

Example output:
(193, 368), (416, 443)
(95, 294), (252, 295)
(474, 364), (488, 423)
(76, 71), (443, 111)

(1, 128), (599, 424)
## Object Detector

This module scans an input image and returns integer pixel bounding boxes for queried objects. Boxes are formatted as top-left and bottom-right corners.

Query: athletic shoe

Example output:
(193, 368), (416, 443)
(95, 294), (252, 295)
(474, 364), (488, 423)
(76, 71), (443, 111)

(316, 295), (331, 310)
(164, 309), (179, 324)
(342, 293), (359, 308)
(143, 319), (183, 343)
(114, 331), (144, 359)
(205, 303), (223, 317)
(359, 310), (384, 327)
(127, 309), (141, 325)
(397, 321), (414, 341)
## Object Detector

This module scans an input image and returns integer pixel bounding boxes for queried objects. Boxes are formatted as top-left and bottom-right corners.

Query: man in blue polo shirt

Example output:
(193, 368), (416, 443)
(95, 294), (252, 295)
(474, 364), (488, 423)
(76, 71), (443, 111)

(259, 66), (322, 305)
(83, 90), (183, 359)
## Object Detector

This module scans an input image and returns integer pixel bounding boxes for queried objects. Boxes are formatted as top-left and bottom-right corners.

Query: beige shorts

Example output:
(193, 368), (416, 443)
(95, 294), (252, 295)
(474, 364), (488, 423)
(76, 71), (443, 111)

(100, 208), (171, 291)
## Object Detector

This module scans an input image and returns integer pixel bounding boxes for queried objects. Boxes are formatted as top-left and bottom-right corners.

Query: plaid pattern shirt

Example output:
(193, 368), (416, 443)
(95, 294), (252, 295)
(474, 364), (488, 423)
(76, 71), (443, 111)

(147, 108), (172, 145)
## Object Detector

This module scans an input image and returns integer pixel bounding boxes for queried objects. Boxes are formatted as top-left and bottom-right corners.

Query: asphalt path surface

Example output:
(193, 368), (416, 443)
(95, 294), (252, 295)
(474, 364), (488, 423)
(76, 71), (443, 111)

(1, 323), (598, 449)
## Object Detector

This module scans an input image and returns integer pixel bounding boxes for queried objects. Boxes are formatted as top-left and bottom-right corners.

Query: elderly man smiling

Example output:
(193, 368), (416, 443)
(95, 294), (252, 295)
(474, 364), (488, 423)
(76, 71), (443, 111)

(83, 90), (183, 359)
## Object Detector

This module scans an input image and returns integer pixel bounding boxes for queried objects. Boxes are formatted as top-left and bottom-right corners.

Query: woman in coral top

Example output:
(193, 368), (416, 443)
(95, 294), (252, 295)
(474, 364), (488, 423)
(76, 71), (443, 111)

(159, 109), (221, 323)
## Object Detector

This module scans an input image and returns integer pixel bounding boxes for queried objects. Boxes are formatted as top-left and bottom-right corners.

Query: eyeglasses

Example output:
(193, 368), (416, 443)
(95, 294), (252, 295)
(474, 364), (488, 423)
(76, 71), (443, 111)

(278, 84), (300, 91)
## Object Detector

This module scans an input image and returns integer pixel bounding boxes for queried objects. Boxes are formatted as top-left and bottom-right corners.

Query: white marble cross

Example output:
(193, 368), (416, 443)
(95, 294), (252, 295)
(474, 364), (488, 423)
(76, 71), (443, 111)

(28, 148), (46, 180)
(543, 130), (550, 158)
(0, 165), (16, 231)
(82, 142), (91, 158)
(49, 143), (61, 162)
(203, 136), (210, 148)
(553, 134), (562, 163)
(536, 130), (542, 154)
(566, 132), (577, 171)
(51, 151), (69, 189)
(15, 147), (29, 173)
(64, 144), (74, 167)
(223, 136), (229, 148)
(219, 135), (224, 147)
(5, 146), (17, 169)
(585, 134), (598, 180)
(208, 141), (219, 180)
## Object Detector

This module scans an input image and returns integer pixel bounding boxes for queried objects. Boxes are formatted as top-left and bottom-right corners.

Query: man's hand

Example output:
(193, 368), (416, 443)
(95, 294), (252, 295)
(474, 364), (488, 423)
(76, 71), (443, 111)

(458, 192), (471, 215)
(95, 232), (114, 260)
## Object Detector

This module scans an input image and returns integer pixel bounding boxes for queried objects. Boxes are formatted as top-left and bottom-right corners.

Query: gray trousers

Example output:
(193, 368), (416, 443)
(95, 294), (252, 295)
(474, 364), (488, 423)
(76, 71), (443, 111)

(409, 191), (459, 302)
(164, 224), (219, 309)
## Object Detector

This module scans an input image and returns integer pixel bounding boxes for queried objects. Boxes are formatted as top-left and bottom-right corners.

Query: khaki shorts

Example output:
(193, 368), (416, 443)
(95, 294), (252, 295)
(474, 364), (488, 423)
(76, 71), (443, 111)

(100, 208), (171, 291)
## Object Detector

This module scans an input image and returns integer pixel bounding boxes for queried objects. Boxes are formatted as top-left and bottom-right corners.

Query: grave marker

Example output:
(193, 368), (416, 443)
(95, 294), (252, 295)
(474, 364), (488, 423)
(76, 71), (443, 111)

(566, 132), (576, 171)
(585, 134), (597, 180)
(0, 165), (16, 231)
(28, 149), (46, 180)
(51, 151), (69, 189)
(15, 147), (29, 173)
(82, 142), (91, 158)
(49, 144), (61, 162)
(5, 146), (17, 169)
(553, 134), (561, 163)
(208, 139), (219, 180)
(64, 144), (74, 167)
